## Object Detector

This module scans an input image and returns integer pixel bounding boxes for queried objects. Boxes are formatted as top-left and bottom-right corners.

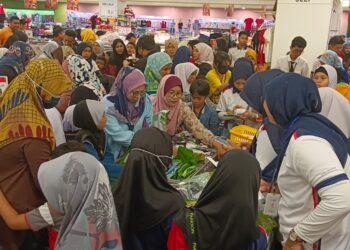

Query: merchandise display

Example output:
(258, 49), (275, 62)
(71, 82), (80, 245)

(0, 1), (349, 249)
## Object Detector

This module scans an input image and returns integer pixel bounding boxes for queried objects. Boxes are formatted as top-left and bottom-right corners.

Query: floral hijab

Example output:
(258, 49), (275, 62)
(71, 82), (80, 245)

(0, 41), (36, 74)
(67, 55), (106, 98)
(319, 50), (343, 68)
(38, 152), (122, 250)
(144, 52), (172, 93)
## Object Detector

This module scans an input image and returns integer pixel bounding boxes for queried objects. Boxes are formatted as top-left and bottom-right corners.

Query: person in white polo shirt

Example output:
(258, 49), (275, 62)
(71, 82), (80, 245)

(263, 73), (350, 250)
(274, 36), (310, 77)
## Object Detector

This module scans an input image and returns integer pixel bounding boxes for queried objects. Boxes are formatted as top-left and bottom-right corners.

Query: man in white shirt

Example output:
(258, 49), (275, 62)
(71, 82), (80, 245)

(274, 36), (310, 77)
(228, 31), (249, 66)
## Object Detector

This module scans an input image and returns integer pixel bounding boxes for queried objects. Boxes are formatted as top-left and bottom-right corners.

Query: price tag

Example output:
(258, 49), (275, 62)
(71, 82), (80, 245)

(263, 193), (281, 218)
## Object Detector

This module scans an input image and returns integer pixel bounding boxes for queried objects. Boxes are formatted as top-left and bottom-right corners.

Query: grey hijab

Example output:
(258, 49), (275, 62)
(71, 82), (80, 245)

(38, 152), (123, 250)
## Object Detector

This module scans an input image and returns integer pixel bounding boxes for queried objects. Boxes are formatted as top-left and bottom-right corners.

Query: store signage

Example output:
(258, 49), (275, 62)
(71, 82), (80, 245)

(0, 76), (8, 95)
(99, 0), (117, 18)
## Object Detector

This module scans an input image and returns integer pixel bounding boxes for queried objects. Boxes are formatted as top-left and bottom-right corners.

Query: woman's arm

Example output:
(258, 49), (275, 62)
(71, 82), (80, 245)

(0, 190), (29, 230)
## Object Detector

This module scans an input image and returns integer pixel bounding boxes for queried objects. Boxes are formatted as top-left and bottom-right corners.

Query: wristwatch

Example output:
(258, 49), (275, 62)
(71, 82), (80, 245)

(289, 228), (304, 243)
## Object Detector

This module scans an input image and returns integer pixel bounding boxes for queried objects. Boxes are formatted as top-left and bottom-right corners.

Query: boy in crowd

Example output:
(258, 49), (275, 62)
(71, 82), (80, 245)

(328, 35), (344, 57)
(52, 26), (65, 46)
(190, 79), (221, 136)
(126, 32), (137, 44)
(95, 55), (114, 93)
(274, 36), (309, 77)
(228, 31), (249, 66)
(64, 29), (77, 52)
(0, 16), (20, 48)
(134, 35), (157, 72)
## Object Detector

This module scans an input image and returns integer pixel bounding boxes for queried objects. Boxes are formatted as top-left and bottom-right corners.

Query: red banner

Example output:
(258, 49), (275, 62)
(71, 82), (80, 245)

(202, 4), (210, 16)
(67, 0), (79, 11)
(45, 0), (58, 10)
(24, 0), (38, 9)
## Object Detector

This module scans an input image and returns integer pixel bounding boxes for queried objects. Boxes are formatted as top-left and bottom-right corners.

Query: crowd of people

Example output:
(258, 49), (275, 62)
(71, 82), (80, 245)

(0, 15), (349, 250)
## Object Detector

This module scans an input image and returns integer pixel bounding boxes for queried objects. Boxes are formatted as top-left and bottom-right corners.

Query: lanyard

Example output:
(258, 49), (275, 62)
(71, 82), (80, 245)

(186, 208), (199, 250)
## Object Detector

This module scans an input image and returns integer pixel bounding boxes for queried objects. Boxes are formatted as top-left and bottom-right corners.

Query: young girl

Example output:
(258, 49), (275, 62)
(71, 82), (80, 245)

(0, 150), (122, 250)
(206, 51), (232, 104)
(73, 99), (123, 182)
(174, 62), (199, 102)
(216, 57), (255, 135)
(77, 42), (99, 72)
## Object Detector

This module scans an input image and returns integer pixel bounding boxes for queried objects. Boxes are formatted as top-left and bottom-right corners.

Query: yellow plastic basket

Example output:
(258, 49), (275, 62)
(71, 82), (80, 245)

(230, 125), (257, 144)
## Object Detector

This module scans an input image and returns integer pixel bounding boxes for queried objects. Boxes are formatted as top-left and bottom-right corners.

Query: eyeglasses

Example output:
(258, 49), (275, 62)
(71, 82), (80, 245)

(131, 90), (145, 97)
(167, 91), (183, 98)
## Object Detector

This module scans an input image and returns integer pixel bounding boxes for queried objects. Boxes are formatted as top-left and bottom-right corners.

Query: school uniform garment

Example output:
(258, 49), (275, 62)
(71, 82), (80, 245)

(205, 68), (231, 104)
(216, 90), (249, 119)
(274, 55), (309, 77)
(190, 103), (221, 136)
(45, 108), (66, 146)
(264, 73), (350, 249)
(174, 62), (199, 101)
(171, 46), (191, 74)
(114, 128), (185, 250)
(0, 27), (13, 47)
(228, 46), (248, 66)
(335, 83), (350, 102)
(168, 150), (267, 250)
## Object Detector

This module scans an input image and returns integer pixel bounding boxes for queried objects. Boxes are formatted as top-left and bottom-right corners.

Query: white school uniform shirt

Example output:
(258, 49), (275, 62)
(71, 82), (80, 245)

(228, 47), (248, 67)
(278, 135), (350, 250)
(255, 125), (277, 170)
(216, 89), (249, 119)
(45, 108), (66, 146)
(274, 55), (310, 77)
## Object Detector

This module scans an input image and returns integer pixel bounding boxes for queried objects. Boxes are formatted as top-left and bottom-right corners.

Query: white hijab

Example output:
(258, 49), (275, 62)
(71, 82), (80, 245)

(320, 65), (338, 88)
(174, 62), (199, 95)
(319, 87), (350, 138)
(195, 43), (214, 66)
(0, 48), (8, 59)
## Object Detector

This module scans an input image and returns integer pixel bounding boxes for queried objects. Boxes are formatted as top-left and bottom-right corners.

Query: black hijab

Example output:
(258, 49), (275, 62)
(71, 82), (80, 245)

(174, 150), (261, 250)
(70, 85), (99, 106)
(109, 38), (128, 69)
(77, 42), (94, 66)
(73, 100), (106, 160)
(114, 127), (185, 237)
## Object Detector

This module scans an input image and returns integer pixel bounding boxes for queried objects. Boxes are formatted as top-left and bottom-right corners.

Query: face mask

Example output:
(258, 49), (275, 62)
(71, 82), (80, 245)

(218, 65), (230, 74)
(131, 148), (173, 171)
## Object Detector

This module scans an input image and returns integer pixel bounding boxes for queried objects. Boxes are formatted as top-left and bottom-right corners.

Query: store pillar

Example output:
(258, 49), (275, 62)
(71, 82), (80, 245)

(271, 0), (341, 68)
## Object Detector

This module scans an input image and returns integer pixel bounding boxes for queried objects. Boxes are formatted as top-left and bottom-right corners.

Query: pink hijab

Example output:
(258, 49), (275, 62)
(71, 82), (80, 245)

(152, 75), (183, 135)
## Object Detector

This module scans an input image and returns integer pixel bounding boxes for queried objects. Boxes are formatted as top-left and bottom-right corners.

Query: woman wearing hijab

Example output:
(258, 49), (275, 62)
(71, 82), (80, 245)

(39, 41), (59, 59)
(144, 52), (172, 94)
(66, 54), (105, 98)
(73, 99), (123, 181)
(0, 58), (72, 249)
(0, 151), (123, 250)
(63, 85), (99, 135)
(92, 40), (105, 59)
(114, 127), (185, 250)
(319, 87), (350, 139)
(174, 62), (199, 102)
(245, 49), (257, 68)
(52, 45), (75, 65)
(165, 38), (178, 60)
(263, 73), (350, 250)
(152, 75), (225, 154)
(193, 43), (214, 78)
(313, 65), (350, 102)
(216, 57), (255, 135)
(342, 43), (350, 67)
(106, 39), (128, 77)
(239, 69), (284, 189)
(0, 41), (35, 83)
(103, 67), (153, 160)
(81, 27), (97, 43)
(171, 46), (191, 74)
(77, 42), (99, 72)
(168, 150), (268, 250)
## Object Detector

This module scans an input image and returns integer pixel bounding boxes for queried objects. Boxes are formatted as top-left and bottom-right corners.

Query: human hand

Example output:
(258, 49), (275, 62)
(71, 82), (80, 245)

(283, 239), (303, 250)
(240, 142), (252, 151)
(55, 90), (72, 114)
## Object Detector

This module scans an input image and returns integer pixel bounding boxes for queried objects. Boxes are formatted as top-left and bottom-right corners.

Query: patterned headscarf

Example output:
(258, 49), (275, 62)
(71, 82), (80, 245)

(38, 152), (122, 250)
(0, 41), (36, 74)
(144, 52), (172, 93)
(319, 50), (343, 69)
(107, 67), (148, 130)
(0, 58), (73, 150)
(67, 55), (105, 98)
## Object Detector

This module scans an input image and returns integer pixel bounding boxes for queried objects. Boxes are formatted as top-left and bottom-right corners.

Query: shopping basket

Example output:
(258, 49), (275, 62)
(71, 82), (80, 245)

(230, 125), (257, 144)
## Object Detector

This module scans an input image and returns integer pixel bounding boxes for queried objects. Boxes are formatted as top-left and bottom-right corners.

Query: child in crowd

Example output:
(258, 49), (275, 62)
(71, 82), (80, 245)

(189, 79), (221, 136)
(228, 31), (249, 66)
(274, 36), (309, 77)
(0, 141), (123, 250)
(73, 99), (123, 183)
(77, 42), (99, 72)
(95, 55), (115, 94)
(206, 51), (232, 104)
(217, 58), (255, 136)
